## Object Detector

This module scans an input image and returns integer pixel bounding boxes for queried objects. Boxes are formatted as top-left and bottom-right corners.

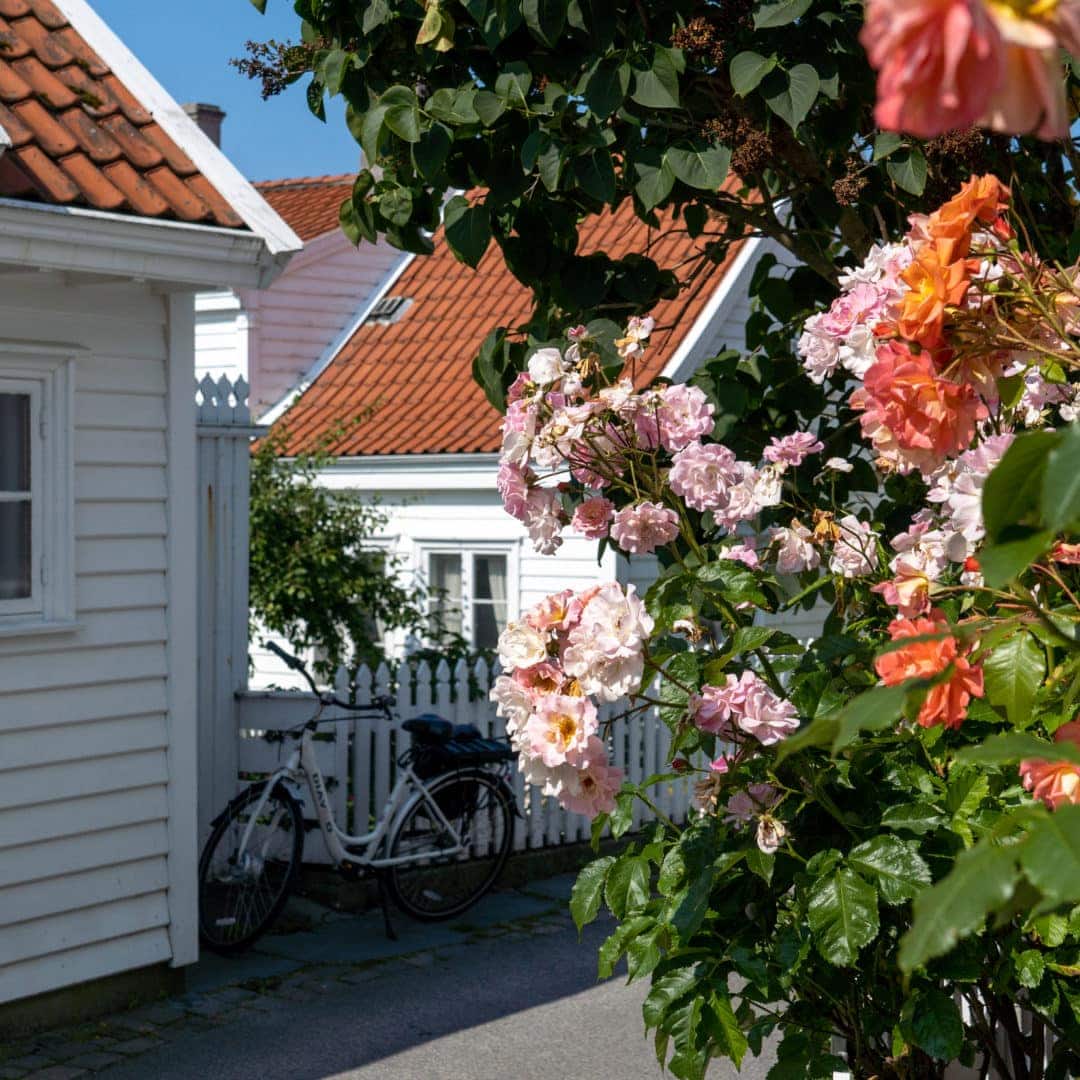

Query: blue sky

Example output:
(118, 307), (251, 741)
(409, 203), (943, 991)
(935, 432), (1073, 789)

(94, 0), (359, 182)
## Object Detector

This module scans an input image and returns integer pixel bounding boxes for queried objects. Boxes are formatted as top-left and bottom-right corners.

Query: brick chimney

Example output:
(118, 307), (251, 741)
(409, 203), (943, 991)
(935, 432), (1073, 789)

(182, 103), (225, 148)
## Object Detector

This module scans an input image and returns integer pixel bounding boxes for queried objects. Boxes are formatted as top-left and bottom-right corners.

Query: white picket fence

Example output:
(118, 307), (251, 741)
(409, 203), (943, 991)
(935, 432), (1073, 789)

(233, 657), (696, 863)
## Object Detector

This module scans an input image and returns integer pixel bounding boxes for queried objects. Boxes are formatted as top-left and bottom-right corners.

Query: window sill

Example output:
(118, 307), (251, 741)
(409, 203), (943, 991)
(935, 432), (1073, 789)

(0, 618), (80, 639)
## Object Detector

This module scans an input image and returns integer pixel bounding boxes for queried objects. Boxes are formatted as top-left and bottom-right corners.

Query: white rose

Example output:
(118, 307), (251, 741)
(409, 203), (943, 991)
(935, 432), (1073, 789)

(496, 621), (548, 672)
(527, 347), (567, 387)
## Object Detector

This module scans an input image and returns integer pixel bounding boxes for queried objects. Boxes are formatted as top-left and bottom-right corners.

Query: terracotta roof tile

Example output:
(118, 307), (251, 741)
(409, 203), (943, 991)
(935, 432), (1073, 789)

(274, 195), (747, 457)
(0, 3), (247, 227)
(59, 149), (125, 209)
(253, 174), (353, 241)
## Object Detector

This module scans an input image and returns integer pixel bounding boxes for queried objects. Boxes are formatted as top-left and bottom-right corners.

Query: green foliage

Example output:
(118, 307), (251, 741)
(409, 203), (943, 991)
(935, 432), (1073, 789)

(248, 428), (457, 676)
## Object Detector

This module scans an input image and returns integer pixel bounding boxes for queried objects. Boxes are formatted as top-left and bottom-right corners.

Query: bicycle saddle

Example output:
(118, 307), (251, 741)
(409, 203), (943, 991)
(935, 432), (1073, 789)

(403, 714), (453, 741)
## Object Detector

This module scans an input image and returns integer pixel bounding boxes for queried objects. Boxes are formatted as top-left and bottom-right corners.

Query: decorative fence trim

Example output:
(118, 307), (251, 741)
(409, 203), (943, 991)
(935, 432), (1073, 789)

(234, 656), (696, 864)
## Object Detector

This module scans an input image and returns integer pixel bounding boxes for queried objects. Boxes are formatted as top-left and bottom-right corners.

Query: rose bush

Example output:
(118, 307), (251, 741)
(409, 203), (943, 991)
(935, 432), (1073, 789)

(490, 176), (1080, 1076)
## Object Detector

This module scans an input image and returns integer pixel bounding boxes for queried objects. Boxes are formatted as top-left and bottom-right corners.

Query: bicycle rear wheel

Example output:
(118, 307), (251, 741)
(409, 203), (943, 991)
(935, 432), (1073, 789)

(386, 768), (514, 921)
(198, 783), (303, 954)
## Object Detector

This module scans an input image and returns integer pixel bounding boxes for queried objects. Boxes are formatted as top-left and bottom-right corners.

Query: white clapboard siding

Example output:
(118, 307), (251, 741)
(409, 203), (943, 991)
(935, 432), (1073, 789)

(0, 279), (178, 1006)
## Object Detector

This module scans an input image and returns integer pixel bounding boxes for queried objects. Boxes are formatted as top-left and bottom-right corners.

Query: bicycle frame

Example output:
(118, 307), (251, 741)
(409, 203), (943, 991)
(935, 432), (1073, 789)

(237, 725), (468, 871)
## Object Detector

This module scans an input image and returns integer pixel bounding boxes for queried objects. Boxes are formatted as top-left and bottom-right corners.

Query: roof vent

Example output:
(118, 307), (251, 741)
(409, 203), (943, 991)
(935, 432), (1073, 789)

(363, 296), (412, 326)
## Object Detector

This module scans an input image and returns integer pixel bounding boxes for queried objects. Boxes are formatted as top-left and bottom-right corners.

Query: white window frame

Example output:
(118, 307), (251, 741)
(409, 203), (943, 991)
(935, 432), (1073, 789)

(0, 344), (76, 632)
(419, 541), (518, 648)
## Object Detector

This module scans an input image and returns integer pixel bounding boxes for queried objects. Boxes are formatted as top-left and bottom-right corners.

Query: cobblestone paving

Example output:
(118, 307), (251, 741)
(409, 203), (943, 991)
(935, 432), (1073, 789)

(0, 877), (576, 1079)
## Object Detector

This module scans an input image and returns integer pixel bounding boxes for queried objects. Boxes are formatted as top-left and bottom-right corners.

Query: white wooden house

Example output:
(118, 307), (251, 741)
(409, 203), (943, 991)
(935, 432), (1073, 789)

(195, 173), (403, 418)
(0, 0), (299, 1013)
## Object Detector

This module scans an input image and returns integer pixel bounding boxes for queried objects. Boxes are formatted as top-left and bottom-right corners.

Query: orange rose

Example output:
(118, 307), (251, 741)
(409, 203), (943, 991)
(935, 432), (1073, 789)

(898, 246), (971, 348)
(874, 610), (984, 730)
(1020, 719), (1080, 810)
(926, 174), (1012, 265)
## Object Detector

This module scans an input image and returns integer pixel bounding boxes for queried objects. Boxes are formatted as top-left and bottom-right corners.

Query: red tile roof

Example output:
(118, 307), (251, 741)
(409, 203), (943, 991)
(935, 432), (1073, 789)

(254, 174), (353, 242)
(274, 198), (747, 457)
(0, 0), (243, 226)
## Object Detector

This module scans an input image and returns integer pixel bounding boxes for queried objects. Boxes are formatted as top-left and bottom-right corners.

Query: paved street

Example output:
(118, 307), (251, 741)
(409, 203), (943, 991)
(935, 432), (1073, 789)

(1, 875), (776, 1080)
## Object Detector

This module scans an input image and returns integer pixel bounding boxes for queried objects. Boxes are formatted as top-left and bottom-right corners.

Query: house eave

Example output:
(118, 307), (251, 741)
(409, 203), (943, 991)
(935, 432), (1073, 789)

(314, 452), (501, 492)
(0, 198), (290, 290)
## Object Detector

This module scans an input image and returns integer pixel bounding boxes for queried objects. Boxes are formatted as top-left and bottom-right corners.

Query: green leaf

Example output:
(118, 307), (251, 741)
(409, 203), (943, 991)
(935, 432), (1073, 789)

(665, 142), (731, 191)
(378, 187), (413, 226)
(882, 802), (948, 835)
(730, 51), (777, 96)
(523, 0), (566, 46)
(833, 682), (911, 750)
(979, 527), (1055, 588)
(361, 0), (391, 33)
(899, 842), (1019, 971)
(472, 327), (510, 411)
(634, 158), (675, 211)
(873, 132), (903, 161)
(983, 430), (1060, 541)
(473, 89), (506, 126)
(1043, 422), (1080, 532)
(886, 148), (928, 195)
(746, 848), (775, 884)
(631, 49), (681, 109)
(584, 58), (630, 118)
(412, 122), (452, 180)
(848, 836), (932, 906)
(248, 0), (266, 11)
(706, 991), (748, 1067)
(573, 150), (616, 204)
(909, 989), (964, 1061)
(605, 853), (650, 918)
(627, 927), (662, 982)
(1020, 805), (1080, 904)
(753, 0), (811, 28)
(669, 866), (715, 942)
(957, 732), (1080, 767)
(1016, 949), (1046, 989)
(764, 63), (819, 132)
(385, 103), (421, 142)
(571, 856), (614, 930)
(983, 630), (1045, 724)
(443, 195), (491, 268)
(806, 868), (880, 966)
(642, 964), (700, 1027)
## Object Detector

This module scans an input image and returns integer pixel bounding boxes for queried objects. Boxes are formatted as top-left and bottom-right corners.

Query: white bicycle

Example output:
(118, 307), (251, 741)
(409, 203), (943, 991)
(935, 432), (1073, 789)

(198, 642), (517, 953)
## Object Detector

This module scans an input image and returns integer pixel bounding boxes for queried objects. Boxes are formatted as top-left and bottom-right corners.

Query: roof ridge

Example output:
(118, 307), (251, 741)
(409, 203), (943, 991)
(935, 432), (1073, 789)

(254, 173), (355, 191)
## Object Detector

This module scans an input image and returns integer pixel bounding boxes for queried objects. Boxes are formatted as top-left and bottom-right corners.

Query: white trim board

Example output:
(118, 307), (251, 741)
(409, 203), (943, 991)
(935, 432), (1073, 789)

(315, 453), (501, 492)
(50, 0), (302, 260)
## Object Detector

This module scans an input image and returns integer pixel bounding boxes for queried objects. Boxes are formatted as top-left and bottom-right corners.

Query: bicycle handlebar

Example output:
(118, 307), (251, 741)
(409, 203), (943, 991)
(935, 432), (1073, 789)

(262, 639), (395, 716)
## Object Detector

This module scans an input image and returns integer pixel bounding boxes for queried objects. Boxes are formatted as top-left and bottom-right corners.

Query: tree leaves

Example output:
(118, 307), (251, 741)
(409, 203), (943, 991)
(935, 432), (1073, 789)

(899, 842), (1019, 972)
(983, 630), (1045, 725)
(908, 989), (964, 1061)
(523, 0), (565, 45)
(807, 868), (880, 966)
(443, 195), (491, 268)
(631, 48), (681, 109)
(1020, 805), (1080, 905)
(847, 836), (931, 906)
(1042, 421), (1080, 532)
(571, 856), (613, 930)
(763, 64), (819, 132)
(584, 58), (630, 118)
(957, 731), (1080, 767)
(982, 430), (1059, 541)
(753, 0), (811, 28)
(666, 143), (731, 191)
(729, 51), (777, 96)
(886, 148), (928, 195)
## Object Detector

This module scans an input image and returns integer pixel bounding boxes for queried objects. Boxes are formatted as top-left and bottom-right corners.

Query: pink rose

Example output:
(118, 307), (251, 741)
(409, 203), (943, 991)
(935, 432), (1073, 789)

(763, 431), (825, 468)
(610, 501), (680, 555)
(496, 461), (532, 521)
(1020, 720), (1080, 810)
(668, 441), (741, 512)
(571, 496), (615, 540)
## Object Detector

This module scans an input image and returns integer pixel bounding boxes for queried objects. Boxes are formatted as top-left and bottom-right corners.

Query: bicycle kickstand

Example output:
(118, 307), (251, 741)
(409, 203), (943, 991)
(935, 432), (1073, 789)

(375, 873), (398, 941)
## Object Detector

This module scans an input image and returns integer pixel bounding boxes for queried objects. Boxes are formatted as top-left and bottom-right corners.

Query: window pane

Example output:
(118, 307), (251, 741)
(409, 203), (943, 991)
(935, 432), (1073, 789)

(0, 393), (30, 492)
(473, 602), (508, 651)
(473, 555), (507, 602)
(429, 553), (463, 637)
(0, 501), (31, 600)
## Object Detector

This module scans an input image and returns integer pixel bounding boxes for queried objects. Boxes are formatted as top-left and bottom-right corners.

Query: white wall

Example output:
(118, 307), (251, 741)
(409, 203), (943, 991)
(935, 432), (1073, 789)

(195, 230), (401, 420)
(0, 273), (185, 1004)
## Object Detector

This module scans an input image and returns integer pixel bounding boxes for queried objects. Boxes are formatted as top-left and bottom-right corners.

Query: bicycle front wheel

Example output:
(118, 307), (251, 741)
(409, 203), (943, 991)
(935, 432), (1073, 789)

(386, 768), (514, 921)
(198, 783), (304, 954)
